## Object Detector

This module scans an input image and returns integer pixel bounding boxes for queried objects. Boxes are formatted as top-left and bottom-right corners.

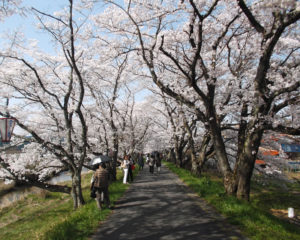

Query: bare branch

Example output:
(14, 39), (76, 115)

(237, 0), (264, 33)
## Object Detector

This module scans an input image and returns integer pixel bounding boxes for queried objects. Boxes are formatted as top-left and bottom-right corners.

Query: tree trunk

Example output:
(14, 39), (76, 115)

(235, 128), (263, 201)
(208, 116), (235, 195)
(110, 129), (119, 181)
(191, 147), (204, 177)
(174, 147), (180, 166)
(167, 148), (176, 163)
(71, 170), (85, 209)
(177, 146), (184, 167)
(173, 136), (179, 166)
(190, 150), (199, 175)
(192, 133), (212, 176)
(112, 140), (119, 181)
(223, 172), (237, 196)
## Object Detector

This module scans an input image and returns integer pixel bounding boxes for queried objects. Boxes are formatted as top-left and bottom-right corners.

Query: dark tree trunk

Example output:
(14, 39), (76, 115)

(235, 128), (263, 201)
(207, 110), (234, 195)
(177, 146), (185, 167)
(192, 133), (213, 176)
(183, 115), (199, 176)
(173, 136), (179, 166)
(111, 135), (119, 181)
(71, 170), (85, 209)
(167, 149), (176, 163)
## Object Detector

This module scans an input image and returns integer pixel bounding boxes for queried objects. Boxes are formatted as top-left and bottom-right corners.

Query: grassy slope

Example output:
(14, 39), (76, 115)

(1, 163), (300, 240)
(164, 161), (300, 240)
(0, 168), (132, 240)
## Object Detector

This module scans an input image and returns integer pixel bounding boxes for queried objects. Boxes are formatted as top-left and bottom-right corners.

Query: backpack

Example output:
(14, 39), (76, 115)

(93, 174), (101, 188)
(149, 157), (155, 166)
(93, 169), (108, 188)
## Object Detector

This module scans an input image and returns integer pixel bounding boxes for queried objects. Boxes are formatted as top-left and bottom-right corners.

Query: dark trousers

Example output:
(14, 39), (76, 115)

(96, 187), (110, 209)
(149, 165), (154, 174)
(127, 166), (133, 182)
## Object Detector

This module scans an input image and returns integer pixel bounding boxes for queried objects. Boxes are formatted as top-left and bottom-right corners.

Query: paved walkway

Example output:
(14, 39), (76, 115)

(91, 164), (247, 240)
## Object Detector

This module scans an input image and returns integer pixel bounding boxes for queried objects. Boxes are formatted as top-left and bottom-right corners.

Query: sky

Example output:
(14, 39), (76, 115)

(0, 0), (151, 132)
(0, 0), (114, 51)
(0, 0), (65, 51)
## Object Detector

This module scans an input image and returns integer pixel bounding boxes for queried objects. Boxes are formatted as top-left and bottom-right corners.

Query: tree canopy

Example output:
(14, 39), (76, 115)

(0, 0), (299, 207)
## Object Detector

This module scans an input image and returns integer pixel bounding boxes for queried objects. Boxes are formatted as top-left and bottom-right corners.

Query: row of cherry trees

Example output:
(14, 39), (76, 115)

(97, 0), (300, 200)
(0, 0), (152, 209)
(0, 0), (299, 208)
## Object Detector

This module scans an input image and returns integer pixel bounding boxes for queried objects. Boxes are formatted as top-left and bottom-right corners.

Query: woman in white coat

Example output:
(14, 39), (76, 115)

(122, 155), (130, 184)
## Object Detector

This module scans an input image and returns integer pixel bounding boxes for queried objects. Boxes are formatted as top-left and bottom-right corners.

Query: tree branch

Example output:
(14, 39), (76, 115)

(237, 0), (264, 33)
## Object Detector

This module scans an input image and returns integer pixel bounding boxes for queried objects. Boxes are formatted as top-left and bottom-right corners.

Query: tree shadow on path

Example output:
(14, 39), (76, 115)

(90, 165), (248, 240)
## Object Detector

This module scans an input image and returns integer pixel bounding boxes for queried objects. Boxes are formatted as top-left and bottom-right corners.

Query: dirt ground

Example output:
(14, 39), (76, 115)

(286, 171), (300, 181)
(271, 208), (300, 226)
(0, 180), (15, 193)
(268, 171), (300, 226)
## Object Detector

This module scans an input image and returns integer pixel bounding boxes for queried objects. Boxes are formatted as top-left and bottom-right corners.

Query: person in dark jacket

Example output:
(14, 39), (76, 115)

(138, 153), (144, 170)
(155, 152), (162, 174)
(148, 153), (155, 174)
(91, 163), (111, 210)
(127, 155), (134, 182)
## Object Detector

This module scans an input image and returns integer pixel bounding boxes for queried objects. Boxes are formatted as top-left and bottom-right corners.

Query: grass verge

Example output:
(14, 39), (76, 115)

(164, 161), (300, 240)
(0, 167), (137, 240)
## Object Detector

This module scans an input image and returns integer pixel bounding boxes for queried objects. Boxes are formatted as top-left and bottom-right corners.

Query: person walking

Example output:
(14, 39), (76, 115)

(127, 155), (134, 182)
(148, 153), (155, 174)
(91, 162), (111, 210)
(146, 153), (150, 164)
(137, 153), (144, 170)
(155, 152), (162, 174)
(122, 155), (130, 184)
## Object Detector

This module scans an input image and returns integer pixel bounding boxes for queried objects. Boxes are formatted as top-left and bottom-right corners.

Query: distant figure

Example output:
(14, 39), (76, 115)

(138, 153), (144, 170)
(122, 155), (130, 184)
(155, 152), (162, 174)
(91, 163), (111, 210)
(148, 153), (155, 174)
(127, 155), (134, 182)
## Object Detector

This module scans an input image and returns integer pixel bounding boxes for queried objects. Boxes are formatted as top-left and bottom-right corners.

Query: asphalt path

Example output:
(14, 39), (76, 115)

(90, 164), (248, 240)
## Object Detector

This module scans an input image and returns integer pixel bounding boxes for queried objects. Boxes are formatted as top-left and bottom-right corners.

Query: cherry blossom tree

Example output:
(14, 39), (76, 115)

(0, 0), (298, 207)
(0, 0), (22, 21)
(85, 48), (131, 179)
(0, 0), (95, 208)
(83, 33), (152, 173)
(0, 0), (152, 207)
(146, 89), (214, 175)
(97, 0), (300, 200)
(121, 94), (151, 156)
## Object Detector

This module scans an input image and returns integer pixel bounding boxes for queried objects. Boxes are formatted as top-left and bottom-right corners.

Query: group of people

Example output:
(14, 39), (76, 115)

(121, 152), (161, 178)
(120, 154), (134, 184)
(146, 152), (162, 174)
(90, 151), (161, 210)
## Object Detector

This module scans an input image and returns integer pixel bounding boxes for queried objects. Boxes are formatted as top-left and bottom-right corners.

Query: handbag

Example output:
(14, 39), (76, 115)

(90, 181), (97, 198)
(90, 188), (96, 198)
(131, 164), (135, 170)
(121, 161), (126, 168)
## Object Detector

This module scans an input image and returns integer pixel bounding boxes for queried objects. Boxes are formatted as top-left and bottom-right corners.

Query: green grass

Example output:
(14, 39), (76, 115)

(2, 163), (300, 240)
(164, 161), (300, 240)
(0, 167), (136, 240)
